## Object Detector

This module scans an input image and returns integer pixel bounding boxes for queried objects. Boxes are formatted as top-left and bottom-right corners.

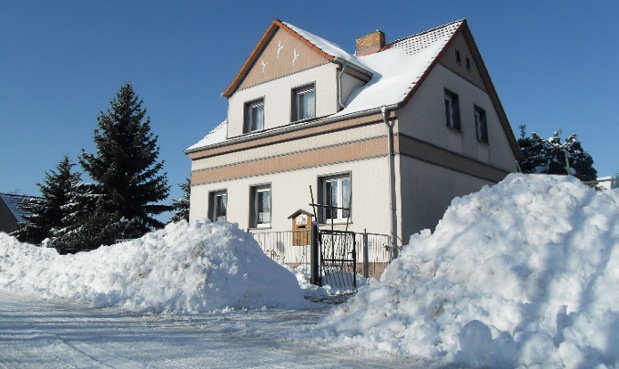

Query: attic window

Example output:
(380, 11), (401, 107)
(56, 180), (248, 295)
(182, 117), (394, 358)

(244, 98), (264, 133)
(292, 84), (315, 121)
(466, 57), (471, 71)
(456, 50), (461, 65)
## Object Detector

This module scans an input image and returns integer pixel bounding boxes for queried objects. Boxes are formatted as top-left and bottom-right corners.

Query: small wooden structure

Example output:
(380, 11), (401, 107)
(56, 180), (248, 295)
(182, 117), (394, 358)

(288, 209), (313, 246)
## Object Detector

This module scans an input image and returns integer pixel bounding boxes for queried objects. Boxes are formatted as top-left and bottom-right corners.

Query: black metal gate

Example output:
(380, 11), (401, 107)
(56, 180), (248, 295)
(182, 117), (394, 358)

(318, 230), (357, 290)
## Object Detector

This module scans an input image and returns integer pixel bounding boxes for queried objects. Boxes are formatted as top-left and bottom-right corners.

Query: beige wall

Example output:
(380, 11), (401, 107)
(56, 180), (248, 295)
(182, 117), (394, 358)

(398, 156), (495, 242)
(398, 63), (517, 172)
(190, 157), (392, 236)
(237, 27), (331, 91)
(227, 63), (340, 138)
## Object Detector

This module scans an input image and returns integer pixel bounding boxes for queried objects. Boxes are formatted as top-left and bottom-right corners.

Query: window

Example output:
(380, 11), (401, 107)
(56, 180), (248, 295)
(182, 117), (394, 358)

(250, 185), (271, 228)
(292, 84), (315, 121)
(444, 89), (461, 130)
(209, 191), (227, 222)
(466, 57), (471, 71)
(320, 174), (351, 223)
(455, 49), (461, 65)
(475, 106), (488, 143)
(244, 99), (264, 133)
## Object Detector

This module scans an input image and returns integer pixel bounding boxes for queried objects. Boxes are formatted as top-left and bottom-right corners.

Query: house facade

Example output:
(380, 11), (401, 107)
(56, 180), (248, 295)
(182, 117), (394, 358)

(186, 19), (520, 249)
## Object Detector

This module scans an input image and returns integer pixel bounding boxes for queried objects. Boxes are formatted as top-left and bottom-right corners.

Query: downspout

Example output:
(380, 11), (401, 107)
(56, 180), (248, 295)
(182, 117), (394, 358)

(382, 105), (399, 261)
(337, 60), (348, 109)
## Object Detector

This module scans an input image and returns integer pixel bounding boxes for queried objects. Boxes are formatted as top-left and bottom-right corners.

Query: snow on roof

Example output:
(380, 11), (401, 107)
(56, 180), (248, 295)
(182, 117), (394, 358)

(186, 120), (228, 151)
(189, 20), (463, 151)
(282, 21), (369, 73)
(0, 193), (38, 222)
(336, 20), (462, 116)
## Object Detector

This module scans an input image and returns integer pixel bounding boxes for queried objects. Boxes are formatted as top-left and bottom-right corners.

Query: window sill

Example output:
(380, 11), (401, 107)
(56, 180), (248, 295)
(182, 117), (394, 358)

(249, 225), (272, 230)
(291, 116), (316, 124)
(447, 126), (462, 133)
(477, 139), (489, 145)
(319, 220), (352, 226)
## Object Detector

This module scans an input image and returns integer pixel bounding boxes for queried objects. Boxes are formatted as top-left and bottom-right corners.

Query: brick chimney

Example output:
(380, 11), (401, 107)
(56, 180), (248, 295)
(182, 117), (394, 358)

(356, 30), (386, 56)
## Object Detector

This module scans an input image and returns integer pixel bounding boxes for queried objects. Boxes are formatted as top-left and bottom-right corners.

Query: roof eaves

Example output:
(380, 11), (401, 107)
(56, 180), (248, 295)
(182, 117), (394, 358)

(222, 19), (282, 98)
(277, 21), (336, 62)
(222, 19), (343, 98)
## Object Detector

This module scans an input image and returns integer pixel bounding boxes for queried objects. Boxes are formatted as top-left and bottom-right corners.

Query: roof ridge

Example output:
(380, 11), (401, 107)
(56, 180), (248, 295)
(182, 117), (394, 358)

(281, 21), (347, 56)
(281, 20), (370, 73)
(385, 19), (466, 49)
(0, 193), (40, 199)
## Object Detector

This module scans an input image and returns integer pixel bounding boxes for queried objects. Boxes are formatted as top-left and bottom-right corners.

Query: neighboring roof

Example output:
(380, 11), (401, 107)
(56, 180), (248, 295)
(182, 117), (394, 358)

(222, 19), (371, 98)
(0, 193), (38, 223)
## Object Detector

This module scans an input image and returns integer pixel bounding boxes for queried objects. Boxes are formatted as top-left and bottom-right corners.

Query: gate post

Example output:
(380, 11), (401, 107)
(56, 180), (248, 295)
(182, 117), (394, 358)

(363, 229), (369, 279)
(310, 222), (320, 286)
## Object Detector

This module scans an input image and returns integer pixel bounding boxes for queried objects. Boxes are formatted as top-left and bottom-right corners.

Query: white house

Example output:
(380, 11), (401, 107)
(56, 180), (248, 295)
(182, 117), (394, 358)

(185, 19), (521, 249)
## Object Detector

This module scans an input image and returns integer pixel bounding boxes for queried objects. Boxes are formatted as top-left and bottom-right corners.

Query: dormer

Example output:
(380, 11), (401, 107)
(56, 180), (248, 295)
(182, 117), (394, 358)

(223, 19), (372, 139)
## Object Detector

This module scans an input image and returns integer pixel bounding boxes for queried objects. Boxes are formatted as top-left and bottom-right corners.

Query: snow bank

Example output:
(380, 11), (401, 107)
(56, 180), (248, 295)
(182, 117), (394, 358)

(0, 220), (309, 312)
(316, 174), (618, 368)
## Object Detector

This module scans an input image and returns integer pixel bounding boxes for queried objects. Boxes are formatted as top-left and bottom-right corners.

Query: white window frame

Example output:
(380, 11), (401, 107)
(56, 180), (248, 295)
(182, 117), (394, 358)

(209, 190), (227, 222)
(250, 185), (271, 228)
(244, 98), (264, 133)
(319, 174), (351, 223)
(475, 105), (488, 143)
(292, 83), (315, 121)
(444, 89), (461, 130)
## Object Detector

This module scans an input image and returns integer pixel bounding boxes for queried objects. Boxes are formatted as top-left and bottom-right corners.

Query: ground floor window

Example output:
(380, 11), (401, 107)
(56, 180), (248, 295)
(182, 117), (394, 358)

(209, 190), (227, 222)
(250, 185), (271, 228)
(319, 173), (351, 223)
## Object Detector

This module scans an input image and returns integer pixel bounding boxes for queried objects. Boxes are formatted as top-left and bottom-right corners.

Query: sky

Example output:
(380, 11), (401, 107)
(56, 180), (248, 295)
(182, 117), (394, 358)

(1, 0), (618, 217)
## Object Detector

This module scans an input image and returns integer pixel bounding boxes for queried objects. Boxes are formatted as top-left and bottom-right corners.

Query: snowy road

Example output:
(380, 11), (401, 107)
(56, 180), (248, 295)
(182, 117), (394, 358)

(0, 292), (422, 369)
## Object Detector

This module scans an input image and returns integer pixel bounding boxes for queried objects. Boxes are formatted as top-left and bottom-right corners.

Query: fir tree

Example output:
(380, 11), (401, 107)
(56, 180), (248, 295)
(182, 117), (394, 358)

(169, 178), (190, 223)
(517, 125), (597, 182)
(12, 156), (81, 244)
(79, 82), (171, 244)
(47, 182), (140, 253)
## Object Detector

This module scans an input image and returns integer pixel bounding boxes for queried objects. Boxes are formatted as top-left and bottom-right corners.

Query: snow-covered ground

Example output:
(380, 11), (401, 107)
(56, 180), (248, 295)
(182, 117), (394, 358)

(317, 174), (618, 368)
(1, 174), (617, 368)
(0, 291), (420, 368)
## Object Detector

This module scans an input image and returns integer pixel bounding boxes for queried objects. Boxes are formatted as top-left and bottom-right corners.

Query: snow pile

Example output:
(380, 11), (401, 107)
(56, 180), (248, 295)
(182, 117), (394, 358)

(317, 174), (618, 368)
(0, 220), (309, 312)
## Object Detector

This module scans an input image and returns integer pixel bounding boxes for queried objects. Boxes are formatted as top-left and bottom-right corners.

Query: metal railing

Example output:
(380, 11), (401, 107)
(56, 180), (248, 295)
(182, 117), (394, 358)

(249, 229), (393, 278)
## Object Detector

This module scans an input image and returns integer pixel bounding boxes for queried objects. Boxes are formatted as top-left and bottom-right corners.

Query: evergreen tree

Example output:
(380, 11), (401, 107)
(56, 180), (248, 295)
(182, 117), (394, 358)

(79, 82), (171, 243)
(47, 182), (140, 253)
(517, 125), (597, 182)
(169, 178), (190, 223)
(12, 156), (80, 244)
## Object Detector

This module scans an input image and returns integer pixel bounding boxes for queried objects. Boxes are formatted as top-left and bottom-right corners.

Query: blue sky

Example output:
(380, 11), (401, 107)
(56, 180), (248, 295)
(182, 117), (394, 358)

(1, 0), (617, 214)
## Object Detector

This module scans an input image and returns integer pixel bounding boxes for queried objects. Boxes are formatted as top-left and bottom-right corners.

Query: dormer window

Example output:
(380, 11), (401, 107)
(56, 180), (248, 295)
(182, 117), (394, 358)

(244, 98), (264, 133)
(292, 83), (315, 121)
